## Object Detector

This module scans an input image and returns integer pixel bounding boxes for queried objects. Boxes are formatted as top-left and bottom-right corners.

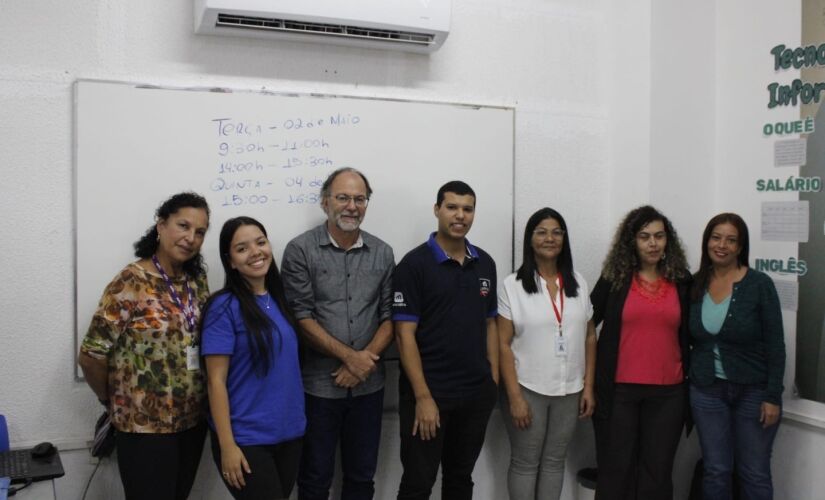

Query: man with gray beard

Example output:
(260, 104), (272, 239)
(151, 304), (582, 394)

(282, 167), (395, 500)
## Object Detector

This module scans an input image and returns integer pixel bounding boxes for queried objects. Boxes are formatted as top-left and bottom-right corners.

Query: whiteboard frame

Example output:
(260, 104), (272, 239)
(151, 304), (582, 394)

(72, 78), (516, 380)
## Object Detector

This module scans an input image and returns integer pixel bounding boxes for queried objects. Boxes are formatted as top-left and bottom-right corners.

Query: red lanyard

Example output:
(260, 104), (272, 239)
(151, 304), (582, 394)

(547, 273), (564, 336)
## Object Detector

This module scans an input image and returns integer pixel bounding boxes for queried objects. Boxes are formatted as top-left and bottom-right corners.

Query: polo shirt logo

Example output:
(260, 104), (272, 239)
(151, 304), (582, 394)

(479, 278), (491, 297)
(394, 292), (406, 306)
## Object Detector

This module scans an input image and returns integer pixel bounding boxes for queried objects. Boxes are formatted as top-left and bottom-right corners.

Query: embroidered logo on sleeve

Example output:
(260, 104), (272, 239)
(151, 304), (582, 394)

(393, 292), (406, 307)
(479, 278), (491, 297)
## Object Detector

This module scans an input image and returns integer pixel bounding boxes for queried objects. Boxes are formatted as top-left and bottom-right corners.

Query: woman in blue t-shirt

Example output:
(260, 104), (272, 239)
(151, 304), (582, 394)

(201, 216), (306, 499)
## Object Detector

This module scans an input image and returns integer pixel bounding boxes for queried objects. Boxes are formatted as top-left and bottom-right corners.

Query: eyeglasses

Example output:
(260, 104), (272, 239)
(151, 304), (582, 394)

(330, 194), (369, 208)
(533, 228), (565, 240)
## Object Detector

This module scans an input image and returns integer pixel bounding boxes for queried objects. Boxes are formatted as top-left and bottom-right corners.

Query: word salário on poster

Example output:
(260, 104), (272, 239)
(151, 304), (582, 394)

(763, 29), (825, 402)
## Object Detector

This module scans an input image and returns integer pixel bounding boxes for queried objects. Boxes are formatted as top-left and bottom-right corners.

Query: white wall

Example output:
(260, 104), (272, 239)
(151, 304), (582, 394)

(606, 0), (652, 228)
(645, 1), (825, 500)
(650, 0), (717, 261)
(0, 1), (612, 499)
(612, 1), (825, 499)
(714, 1), (825, 499)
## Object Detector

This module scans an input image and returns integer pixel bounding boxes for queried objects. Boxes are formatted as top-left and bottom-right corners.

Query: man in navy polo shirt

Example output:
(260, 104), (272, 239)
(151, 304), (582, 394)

(392, 180), (499, 500)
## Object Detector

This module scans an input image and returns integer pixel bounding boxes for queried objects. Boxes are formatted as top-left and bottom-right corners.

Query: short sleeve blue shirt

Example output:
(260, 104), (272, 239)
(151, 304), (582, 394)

(201, 292), (306, 446)
(392, 233), (497, 398)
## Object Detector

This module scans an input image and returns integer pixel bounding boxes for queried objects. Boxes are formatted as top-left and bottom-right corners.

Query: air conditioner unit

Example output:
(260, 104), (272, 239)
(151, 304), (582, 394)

(194, 0), (451, 54)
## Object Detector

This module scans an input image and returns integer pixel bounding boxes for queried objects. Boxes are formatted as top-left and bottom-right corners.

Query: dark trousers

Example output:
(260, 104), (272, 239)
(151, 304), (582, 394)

(298, 389), (384, 500)
(594, 383), (685, 500)
(396, 378), (497, 500)
(210, 430), (303, 500)
(115, 421), (207, 500)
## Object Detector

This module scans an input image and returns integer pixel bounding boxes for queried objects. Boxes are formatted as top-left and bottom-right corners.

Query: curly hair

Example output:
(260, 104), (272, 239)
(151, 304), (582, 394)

(133, 192), (210, 278)
(601, 205), (690, 290)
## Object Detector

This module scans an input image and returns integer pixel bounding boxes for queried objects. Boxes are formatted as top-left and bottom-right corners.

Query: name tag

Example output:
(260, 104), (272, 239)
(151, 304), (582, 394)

(554, 336), (568, 357)
(186, 346), (200, 370)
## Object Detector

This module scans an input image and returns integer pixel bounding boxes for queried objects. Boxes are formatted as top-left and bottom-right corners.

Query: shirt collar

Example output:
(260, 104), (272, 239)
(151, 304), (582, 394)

(534, 271), (560, 285)
(426, 232), (478, 264)
(317, 224), (364, 250)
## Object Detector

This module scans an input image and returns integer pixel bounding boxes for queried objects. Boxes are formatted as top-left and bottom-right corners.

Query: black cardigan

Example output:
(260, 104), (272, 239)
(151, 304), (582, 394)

(689, 269), (785, 404)
(590, 275), (692, 421)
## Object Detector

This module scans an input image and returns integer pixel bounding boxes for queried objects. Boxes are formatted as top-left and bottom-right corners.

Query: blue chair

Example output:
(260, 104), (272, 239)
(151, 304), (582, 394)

(0, 416), (7, 500)
(0, 415), (8, 452)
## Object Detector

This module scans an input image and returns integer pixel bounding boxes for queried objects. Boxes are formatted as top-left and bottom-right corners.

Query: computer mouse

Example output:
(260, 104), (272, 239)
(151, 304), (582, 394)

(31, 442), (56, 459)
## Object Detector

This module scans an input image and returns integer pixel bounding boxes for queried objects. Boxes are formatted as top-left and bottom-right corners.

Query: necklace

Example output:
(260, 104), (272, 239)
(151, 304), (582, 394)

(258, 293), (271, 309)
(633, 273), (668, 302)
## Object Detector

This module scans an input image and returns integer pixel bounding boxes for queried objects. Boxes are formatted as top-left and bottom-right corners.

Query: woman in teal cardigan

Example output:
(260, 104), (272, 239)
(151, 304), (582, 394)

(689, 213), (785, 500)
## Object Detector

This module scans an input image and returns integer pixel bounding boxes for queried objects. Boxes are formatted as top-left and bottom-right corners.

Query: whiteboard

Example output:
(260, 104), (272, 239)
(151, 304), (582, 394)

(74, 80), (514, 376)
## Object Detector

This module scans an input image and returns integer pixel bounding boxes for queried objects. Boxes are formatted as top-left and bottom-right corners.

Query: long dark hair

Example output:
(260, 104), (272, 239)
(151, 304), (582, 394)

(201, 217), (298, 376)
(691, 213), (750, 301)
(516, 207), (579, 297)
(601, 205), (690, 290)
(134, 192), (210, 278)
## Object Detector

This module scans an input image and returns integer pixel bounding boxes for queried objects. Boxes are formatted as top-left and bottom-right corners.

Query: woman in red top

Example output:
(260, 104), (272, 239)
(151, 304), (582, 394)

(590, 205), (691, 500)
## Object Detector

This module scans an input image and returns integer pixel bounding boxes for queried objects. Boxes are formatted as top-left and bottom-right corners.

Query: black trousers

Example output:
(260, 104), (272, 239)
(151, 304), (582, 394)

(593, 383), (685, 500)
(210, 430), (303, 500)
(396, 378), (497, 500)
(115, 421), (207, 500)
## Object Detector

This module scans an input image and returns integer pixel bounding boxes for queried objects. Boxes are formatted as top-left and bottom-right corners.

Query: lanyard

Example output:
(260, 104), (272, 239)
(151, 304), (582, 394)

(152, 255), (197, 333)
(547, 273), (564, 336)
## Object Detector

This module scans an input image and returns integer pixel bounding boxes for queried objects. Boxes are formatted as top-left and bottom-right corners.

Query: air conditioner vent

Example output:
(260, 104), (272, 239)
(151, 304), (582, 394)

(216, 14), (435, 46)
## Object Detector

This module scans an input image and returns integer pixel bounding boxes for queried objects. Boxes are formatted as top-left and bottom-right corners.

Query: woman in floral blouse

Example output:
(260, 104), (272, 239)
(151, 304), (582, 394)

(78, 192), (211, 500)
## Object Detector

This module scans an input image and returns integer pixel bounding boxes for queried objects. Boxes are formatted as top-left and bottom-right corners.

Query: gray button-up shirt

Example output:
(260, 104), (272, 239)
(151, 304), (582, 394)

(281, 223), (395, 398)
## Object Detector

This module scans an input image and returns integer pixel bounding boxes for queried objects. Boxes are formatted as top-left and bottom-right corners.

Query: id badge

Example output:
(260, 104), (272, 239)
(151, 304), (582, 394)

(186, 346), (200, 370)
(554, 336), (568, 357)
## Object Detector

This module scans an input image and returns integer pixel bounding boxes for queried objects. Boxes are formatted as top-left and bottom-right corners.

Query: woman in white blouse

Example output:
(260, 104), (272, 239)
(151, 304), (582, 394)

(498, 207), (597, 500)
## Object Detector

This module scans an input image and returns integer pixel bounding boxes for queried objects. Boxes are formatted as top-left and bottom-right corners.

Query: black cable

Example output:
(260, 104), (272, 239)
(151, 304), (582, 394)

(7, 478), (32, 497)
(81, 459), (102, 500)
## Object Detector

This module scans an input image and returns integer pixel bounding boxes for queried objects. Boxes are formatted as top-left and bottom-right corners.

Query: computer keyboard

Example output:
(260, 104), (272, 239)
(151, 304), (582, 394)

(0, 451), (29, 480)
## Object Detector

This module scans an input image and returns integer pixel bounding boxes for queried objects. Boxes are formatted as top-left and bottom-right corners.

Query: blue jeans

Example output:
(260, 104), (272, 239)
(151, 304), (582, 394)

(298, 389), (384, 500)
(690, 381), (780, 500)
